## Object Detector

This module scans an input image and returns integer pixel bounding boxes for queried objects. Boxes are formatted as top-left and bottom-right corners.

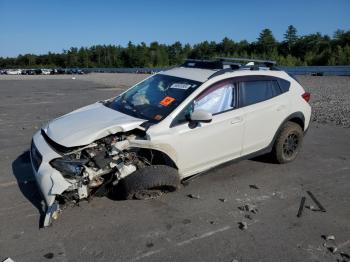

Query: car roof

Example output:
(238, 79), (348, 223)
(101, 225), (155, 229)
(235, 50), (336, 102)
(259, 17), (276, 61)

(160, 67), (217, 83)
(160, 66), (290, 84)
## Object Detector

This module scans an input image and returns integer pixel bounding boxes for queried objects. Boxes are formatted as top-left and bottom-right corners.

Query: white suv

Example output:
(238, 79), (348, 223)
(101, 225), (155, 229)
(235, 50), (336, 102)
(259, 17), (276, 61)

(30, 58), (311, 226)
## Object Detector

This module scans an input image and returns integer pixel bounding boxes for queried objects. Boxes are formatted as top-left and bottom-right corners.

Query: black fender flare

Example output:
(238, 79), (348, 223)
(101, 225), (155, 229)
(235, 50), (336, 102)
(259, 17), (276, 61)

(268, 111), (306, 151)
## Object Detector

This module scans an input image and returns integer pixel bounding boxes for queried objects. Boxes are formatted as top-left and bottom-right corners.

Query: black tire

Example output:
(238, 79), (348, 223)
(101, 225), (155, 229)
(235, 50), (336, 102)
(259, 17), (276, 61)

(120, 165), (181, 200)
(272, 121), (303, 164)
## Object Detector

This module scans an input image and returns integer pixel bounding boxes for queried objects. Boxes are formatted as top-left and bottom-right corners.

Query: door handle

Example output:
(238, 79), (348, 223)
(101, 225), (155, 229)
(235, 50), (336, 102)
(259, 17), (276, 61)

(231, 117), (243, 124)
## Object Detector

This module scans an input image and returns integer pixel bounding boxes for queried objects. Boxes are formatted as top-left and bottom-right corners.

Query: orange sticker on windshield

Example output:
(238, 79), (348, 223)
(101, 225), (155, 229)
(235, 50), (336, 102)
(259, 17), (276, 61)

(159, 96), (175, 106)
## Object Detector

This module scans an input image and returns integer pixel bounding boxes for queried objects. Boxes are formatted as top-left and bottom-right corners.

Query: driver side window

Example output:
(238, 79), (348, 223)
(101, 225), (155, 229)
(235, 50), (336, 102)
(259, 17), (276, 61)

(171, 80), (236, 127)
(193, 80), (236, 114)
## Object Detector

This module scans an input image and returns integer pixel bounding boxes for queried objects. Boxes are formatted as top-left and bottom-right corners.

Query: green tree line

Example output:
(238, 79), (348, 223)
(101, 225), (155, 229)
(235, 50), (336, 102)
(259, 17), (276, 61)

(1, 26), (350, 68)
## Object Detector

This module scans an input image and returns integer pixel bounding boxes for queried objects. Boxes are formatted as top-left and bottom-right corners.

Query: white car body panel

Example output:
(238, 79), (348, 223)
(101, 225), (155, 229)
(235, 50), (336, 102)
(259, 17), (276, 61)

(145, 70), (311, 176)
(31, 130), (72, 205)
(147, 107), (245, 177)
(45, 102), (145, 147)
(241, 93), (290, 155)
(30, 65), (312, 226)
(161, 67), (217, 82)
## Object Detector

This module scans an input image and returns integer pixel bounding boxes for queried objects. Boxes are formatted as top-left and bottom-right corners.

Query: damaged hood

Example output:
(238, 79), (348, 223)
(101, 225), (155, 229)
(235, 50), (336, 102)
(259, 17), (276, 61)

(44, 102), (145, 147)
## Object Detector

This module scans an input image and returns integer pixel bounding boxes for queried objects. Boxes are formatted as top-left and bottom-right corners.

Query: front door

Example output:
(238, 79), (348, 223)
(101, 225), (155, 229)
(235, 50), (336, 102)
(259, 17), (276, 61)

(168, 79), (245, 176)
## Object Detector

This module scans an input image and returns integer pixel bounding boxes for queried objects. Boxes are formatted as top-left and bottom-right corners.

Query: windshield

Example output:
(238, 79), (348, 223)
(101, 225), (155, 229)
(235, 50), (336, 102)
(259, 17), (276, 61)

(105, 74), (202, 123)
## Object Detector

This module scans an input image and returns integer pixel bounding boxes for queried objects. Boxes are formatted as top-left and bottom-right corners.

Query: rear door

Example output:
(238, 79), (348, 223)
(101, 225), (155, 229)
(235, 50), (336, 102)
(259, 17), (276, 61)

(238, 76), (290, 155)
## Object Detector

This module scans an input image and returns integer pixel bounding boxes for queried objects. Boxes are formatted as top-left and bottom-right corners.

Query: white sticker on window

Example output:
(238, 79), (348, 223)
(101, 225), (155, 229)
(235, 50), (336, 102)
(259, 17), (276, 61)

(169, 83), (192, 90)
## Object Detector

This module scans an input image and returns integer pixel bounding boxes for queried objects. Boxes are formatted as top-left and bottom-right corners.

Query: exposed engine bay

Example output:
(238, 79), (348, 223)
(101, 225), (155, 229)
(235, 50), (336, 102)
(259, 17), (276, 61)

(50, 131), (150, 207)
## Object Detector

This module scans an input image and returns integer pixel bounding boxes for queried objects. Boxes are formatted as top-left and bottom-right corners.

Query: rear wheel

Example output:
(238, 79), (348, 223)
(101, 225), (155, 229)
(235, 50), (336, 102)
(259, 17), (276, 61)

(272, 121), (303, 164)
(120, 165), (181, 200)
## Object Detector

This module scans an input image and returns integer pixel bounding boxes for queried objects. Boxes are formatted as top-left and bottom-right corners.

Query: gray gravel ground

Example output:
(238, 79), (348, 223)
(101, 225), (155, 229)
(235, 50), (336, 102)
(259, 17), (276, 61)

(0, 73), (148, 89)
(0, 74), (349, 262)
(297, 75), (350, 128)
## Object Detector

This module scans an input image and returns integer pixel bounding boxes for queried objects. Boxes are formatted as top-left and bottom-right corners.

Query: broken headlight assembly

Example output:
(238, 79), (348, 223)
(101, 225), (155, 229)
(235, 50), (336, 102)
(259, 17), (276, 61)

(50, 158), (88, 178)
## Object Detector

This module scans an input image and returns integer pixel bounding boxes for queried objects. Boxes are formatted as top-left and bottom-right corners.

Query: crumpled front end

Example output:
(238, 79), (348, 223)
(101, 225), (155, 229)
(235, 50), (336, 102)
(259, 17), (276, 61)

(30, 128), (148, 227)
(31, 131), (72, 227)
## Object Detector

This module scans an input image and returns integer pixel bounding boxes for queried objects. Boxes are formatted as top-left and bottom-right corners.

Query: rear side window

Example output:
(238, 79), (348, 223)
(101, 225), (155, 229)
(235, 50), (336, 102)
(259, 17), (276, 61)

(278, 79), (291, 93)
(271, 80), (282, 96)
(240, 80), (274, 107)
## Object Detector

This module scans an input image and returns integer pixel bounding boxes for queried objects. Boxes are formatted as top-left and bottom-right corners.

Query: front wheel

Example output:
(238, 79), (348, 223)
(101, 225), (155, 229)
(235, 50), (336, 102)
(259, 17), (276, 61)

(120, 165), (181, 200)
(272, 121), (303, 164)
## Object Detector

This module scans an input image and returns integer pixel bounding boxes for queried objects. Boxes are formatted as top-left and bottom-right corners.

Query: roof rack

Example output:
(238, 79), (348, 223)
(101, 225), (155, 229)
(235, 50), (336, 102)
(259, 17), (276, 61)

(182, 57), (277, 70)
(182, 59), (223, 70)
(215, 57), (276, 67)
(182, 57), (279, 79)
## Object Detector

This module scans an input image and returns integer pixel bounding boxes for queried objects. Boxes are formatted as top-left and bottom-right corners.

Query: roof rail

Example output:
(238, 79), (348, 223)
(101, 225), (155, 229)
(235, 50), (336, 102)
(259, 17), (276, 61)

(215, 57), (277, 67)
(215, 57), (277, 65)
(182, 59), (223, 70)
(182, 57), (279, 79)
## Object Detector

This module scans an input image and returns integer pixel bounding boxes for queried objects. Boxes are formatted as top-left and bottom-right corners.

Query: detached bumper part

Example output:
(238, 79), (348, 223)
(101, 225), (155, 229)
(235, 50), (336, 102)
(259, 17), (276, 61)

(43, 201), (60, 227)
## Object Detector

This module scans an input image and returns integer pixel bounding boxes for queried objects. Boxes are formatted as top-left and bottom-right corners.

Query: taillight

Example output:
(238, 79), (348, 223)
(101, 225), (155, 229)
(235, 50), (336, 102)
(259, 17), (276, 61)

(302, 92), (311, 102)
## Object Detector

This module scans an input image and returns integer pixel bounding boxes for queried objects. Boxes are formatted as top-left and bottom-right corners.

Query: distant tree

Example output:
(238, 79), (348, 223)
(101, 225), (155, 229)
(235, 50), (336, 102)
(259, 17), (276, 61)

(329, 45), (350, 65)
(168, 41), (184, 65)
(219, 37), (236, 56)
(333, 29), (350, 47)
(2, 29), (350, 68)
(190, 41), (216, 59)
(256, 28), (277, 55)
(284, 25), (298, 52)
(284, 25), (298, 45)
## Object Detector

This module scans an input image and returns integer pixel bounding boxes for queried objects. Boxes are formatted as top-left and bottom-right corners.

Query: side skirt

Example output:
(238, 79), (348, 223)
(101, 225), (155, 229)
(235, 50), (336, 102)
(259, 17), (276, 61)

(182, 144), (273, 183)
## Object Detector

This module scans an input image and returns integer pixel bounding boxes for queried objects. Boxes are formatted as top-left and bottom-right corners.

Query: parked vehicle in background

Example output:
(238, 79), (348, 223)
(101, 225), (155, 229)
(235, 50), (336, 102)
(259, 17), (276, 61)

(27, 69), (37, 75)
(51, 68), (66, 74)
(65, 68), (84, 74)
(6, 69), (22, 75)
(21, 69), (36, 75)
(0, 69), (6, 75)
(34, 69), (42, 75)
(41, 69), (52, 75)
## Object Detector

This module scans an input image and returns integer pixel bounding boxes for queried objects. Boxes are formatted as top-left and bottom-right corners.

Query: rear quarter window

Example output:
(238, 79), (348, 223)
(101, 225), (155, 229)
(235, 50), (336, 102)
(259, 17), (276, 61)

(277, 79), (291, 93)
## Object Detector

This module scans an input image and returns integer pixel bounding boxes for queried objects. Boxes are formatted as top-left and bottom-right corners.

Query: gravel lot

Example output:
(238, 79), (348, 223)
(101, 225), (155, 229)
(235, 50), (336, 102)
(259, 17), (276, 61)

(297, 75), (350, 128)
(0, 74), (349, 262)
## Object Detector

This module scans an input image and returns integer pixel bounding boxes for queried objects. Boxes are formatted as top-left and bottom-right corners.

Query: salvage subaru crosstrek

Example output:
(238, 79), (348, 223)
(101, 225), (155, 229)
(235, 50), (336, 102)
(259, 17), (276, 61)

(30, 58), (311, 226)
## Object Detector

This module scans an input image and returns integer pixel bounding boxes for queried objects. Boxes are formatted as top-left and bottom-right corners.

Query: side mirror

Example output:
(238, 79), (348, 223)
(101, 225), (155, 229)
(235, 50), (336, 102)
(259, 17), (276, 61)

(190, 109), (213, 123)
